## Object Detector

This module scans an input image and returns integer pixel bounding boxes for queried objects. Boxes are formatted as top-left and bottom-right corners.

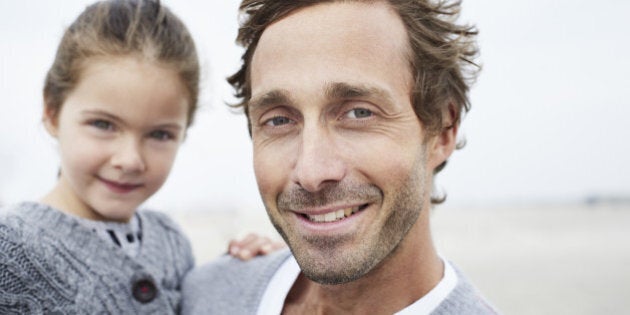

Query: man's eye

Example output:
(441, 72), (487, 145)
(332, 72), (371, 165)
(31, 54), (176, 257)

(346, 108), (373, 119)
(265, 116), (292, 126)
(90, 120), (113, 130)
(149, 130), (174, 141)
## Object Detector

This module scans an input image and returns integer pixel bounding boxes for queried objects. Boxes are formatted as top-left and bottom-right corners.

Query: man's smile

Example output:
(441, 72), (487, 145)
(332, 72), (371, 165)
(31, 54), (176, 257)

(298, 204), (370, 223)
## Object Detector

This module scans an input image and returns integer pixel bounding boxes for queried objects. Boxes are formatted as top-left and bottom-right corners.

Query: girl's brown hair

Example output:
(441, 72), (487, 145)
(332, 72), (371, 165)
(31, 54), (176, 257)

(44, 0), (200, 126)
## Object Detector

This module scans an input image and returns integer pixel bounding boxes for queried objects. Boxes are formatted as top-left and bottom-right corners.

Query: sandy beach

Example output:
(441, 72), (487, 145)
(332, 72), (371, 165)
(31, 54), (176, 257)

(174, 203), (630, 315)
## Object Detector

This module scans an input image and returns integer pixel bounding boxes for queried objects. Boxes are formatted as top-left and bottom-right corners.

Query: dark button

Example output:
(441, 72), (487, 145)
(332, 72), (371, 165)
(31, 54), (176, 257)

(132, 278), (157, 303)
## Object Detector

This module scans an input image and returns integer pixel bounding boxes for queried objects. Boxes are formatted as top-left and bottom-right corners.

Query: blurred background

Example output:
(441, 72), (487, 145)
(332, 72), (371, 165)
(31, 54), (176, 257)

(1, 1), (628, 314)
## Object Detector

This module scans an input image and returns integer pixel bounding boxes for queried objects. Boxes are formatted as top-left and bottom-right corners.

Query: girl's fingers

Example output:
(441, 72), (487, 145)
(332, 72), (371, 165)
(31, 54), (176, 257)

(228, 233), (286, 260)
(240, 236), (272, 259)
(269, 240), (286, 251)
(228, 233), (258, 255)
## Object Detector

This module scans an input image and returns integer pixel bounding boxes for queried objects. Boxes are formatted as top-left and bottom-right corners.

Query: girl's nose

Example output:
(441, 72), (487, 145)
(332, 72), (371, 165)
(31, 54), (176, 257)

(110, 138), (146, 174)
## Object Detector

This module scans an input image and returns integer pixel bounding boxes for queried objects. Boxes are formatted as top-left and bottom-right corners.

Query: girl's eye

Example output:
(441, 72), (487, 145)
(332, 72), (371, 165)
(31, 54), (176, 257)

(265, 116), (293, 126)
(346, 108), (373, 119)
(149, 130), (174, 141)
(90, 120), (113, 131)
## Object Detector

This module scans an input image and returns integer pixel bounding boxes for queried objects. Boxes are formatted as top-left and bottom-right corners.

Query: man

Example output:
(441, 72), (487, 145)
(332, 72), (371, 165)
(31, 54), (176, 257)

(183, 0), (497, 314)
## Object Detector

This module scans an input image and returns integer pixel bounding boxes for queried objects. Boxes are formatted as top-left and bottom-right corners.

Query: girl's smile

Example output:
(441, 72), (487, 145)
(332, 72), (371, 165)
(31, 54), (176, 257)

(42, 56), (190, 222)
(97, 176), (144, 194)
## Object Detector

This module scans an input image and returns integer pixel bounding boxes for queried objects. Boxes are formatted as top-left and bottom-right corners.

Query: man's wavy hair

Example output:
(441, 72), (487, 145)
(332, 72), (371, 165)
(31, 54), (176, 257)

(228, 0), (480, 204)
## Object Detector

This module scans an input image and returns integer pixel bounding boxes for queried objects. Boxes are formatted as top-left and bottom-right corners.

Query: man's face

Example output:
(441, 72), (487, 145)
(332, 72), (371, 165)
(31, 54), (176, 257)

(249, 1), (442, 284)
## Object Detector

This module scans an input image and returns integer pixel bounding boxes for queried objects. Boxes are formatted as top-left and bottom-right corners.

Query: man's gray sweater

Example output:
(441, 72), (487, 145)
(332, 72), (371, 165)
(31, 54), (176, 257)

(182, 249), (498, 314)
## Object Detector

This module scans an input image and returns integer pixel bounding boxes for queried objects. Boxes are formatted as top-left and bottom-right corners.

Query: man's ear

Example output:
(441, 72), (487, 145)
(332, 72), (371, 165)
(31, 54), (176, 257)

(43, 106), (59, 138)
(427, 103), (458, 170)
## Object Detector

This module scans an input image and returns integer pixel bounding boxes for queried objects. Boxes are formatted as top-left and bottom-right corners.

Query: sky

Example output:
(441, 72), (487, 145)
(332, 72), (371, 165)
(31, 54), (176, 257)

(1, 0), (628, 214)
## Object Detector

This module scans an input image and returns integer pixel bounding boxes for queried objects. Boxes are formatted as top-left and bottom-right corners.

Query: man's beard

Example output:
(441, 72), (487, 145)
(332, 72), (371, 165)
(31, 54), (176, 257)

(268, 167), (426, 285)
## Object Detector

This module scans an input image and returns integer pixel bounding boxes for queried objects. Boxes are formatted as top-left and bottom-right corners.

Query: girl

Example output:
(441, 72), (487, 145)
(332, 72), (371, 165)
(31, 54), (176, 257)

(0, 0), (280, 313)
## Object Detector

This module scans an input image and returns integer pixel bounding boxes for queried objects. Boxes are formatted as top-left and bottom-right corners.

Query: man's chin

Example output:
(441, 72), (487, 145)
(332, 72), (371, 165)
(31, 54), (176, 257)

(302, 267), (366, 285)
(273, 220), (379, 284)
(289, 239), (376, 286)
(295, 252), (374, 285)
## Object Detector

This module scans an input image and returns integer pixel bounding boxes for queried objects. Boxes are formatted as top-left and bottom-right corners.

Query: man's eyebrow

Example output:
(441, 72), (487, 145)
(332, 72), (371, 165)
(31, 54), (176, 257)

(248, 83), (395, 115)
(248, 89), (295, 114)
(324, 82), (394, 104)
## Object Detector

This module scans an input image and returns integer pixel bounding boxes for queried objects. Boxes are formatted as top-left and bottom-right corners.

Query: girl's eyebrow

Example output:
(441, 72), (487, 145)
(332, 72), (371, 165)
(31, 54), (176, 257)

(153, 123), (184, 131)
(81, 109), (123, 123)
(81, 109), (184, 130)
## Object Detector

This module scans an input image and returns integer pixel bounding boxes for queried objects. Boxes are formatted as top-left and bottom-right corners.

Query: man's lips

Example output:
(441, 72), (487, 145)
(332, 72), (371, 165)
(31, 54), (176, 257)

(293, 204), (370, 223)
(98, 177), (143, 193)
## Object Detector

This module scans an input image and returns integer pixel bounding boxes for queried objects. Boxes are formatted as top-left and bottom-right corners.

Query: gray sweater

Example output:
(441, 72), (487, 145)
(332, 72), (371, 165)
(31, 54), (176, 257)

(0, 202), (194, 314)
(182, 249), (498, 315)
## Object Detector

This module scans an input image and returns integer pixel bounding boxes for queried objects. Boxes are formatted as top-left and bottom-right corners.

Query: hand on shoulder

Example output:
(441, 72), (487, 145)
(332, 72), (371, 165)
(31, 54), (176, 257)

(227, 233), (286, 261)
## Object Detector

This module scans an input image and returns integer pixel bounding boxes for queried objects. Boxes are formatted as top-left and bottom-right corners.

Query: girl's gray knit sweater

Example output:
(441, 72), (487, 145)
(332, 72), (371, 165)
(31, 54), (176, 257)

(0, 202), (194, 314)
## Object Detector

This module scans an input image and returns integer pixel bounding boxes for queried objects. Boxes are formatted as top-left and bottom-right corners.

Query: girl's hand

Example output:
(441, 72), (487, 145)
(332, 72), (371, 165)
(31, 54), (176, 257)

(228, 233), (286, 261)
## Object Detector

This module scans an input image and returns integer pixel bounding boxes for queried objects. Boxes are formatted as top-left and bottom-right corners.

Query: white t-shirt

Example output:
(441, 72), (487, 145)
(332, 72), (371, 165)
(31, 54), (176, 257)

(256, 255), (458, 315)
(76, 214), (142, 257)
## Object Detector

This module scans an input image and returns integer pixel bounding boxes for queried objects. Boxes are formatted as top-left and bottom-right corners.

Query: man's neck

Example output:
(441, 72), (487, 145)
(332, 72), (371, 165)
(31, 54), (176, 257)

(282, 215), (442, 314)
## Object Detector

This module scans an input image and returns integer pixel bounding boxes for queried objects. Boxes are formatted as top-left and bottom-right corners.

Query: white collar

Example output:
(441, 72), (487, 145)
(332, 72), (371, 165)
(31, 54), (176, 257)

(395, 256), (458, 314)
(256, 255), (458, 315)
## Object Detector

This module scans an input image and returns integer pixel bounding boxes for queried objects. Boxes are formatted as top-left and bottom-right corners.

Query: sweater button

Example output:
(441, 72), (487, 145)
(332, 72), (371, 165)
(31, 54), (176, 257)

(132, 278), (157, 303)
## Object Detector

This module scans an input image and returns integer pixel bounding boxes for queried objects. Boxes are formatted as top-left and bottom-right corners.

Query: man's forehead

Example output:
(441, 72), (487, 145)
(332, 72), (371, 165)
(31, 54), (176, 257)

(250, 1), (409, 71)
(248, 0), (414, 117)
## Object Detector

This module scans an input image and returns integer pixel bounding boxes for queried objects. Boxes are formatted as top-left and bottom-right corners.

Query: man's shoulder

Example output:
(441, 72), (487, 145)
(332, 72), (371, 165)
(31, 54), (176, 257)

(183, 248), (291, 288)
(182, 249), (291, 314)
(432, 263), (500, 315)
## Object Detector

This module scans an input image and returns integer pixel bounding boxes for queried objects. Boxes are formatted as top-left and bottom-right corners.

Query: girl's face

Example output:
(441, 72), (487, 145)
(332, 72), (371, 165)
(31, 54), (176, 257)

(43, 56), (189, 222)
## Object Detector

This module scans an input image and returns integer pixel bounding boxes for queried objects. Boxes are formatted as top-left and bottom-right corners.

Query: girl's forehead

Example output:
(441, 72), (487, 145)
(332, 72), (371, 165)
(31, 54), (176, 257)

(80, 55), (178, 78)
(61, 56), (190, 126)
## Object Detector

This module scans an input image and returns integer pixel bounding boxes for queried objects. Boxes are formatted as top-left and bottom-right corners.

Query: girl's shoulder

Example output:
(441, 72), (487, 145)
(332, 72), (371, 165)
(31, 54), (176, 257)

(0, 202), (76, 258)
(0, 202), (72, 237)
(0, 203), (57, 302)
(0, 207), (22, 246)
(0, 202), (43, 241)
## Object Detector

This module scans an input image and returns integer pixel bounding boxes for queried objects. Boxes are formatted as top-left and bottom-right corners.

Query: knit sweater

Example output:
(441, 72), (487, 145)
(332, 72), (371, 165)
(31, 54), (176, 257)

(0, 202), (194, 314)
(182, 249), (498, 315)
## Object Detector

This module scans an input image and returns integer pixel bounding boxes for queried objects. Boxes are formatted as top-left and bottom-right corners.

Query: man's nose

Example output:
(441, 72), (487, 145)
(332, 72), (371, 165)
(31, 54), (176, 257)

(110, 137), (146, 174)
(292, 124), (346, 192)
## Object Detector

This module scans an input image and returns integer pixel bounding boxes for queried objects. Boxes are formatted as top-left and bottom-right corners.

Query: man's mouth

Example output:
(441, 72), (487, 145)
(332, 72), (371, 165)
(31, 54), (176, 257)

(302, 204), (369, 223)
